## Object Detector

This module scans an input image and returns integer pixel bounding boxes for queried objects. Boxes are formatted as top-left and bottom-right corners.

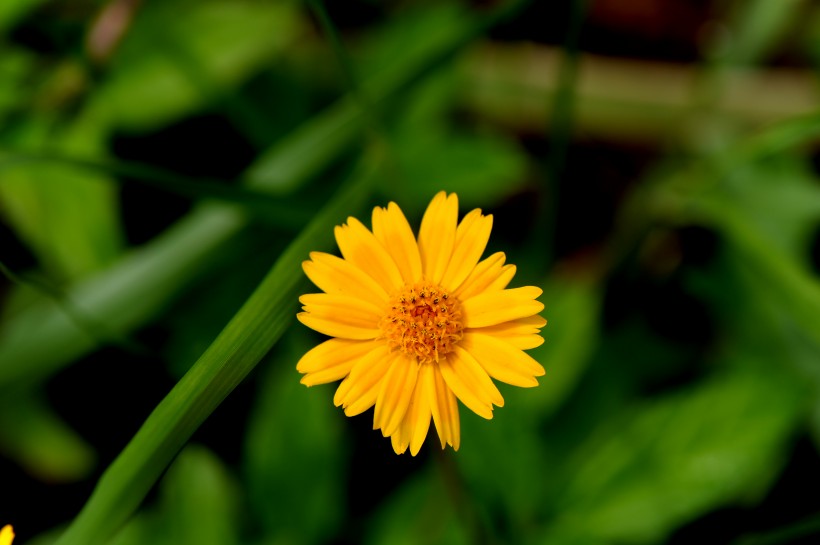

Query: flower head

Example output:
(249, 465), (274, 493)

(1, 525), (14, 545)
(297, 191), (546, 455)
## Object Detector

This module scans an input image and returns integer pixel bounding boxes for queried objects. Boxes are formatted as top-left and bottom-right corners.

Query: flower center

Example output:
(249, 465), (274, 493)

(380, 282), (463, 363)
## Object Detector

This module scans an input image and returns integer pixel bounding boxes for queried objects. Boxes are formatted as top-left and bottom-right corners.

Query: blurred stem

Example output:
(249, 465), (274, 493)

(0, 151), (313, 229)
(306, 0), (384, 141)
(433, 447), (498, 545)
(536, 0), (589, 271)
(305, 0), (400, 186)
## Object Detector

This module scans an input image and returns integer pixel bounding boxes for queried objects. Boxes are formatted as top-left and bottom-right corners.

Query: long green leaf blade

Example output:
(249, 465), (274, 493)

(53, 163), (376, 545)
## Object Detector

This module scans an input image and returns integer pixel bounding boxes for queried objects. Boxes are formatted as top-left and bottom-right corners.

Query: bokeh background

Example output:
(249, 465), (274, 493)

(1, 0), (820, 544)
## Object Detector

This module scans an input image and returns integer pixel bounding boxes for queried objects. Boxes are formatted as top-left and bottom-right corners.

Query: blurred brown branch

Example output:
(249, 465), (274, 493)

(460, 41), (818, 145)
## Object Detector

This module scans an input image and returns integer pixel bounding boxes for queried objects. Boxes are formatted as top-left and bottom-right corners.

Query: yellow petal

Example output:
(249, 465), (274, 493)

(303, 252), (388, 306)
(334, 345), (393, 415)
(487, 264), (516, 291)
(391, 421), (410, 455)
(297, 338), (377, 386)
(461, 332), (545, 387)
(389, 368), (433, 456)
(299, 293), (382, 328)
(408, 364), (433, 456)
(440, 209), (493, 292)
(335, 217), (404, 294)
(374, 354), (420, 436)
(474, 316), (547, 350)
(462, 286), (544, 328)
(297, 312), (379, 340)
(454, 252), (509, 300)
(429, 365), (460, 449)
(0, 525), (13, 545)
(372, 202), (423, 284)
(477, 315), (547, 334)
(418, 191), (458, 284)
(438, 348), (499, 419)
(490, 333), (544, 350)
(513, 315), (548, 328)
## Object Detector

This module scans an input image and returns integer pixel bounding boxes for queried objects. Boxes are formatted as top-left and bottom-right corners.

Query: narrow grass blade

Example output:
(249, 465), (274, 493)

(53, 161), (377, 545)
(536, 0), (589, 270)
(307, 0), (384, 138)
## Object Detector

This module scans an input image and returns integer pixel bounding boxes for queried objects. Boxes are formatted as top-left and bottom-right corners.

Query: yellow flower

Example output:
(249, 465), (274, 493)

(297, 191), (546, 455)
(0, 525), (14, 545)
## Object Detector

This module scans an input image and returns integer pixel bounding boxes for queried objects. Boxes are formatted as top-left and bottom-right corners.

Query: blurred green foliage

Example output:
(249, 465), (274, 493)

(1, 0), (820, 544)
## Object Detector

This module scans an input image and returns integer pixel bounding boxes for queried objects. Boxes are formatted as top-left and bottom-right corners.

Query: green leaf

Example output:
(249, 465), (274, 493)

(519, 276), (601, 415)
(157, 446), (241, 545)
(0, 203), (246, 387)
(353, 4), (469, 84)
(643, 115), (820, 348)
(243, 0), (529, 194)
(456, 407), (548, 534)
(0, 0), (47, 34)
(243, 3), (479, 195)
(105, 515), (158, 545)
(687, 159), (820, 347)
(89, 0), (304, 131)
(719, 0), (807, 65)
(243, 330), (346, 544)
(377, 51), (530, 213)
(364, 467), (471, 545)
(0, 50), (32, 123)
(454, 276), (600, 533)
(0, 116), (124, 280)
(391, 71), (456, 134)
(543, 363), (806, 544)
(389, 131), (529, 213)
(716, 158), (820, 260)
